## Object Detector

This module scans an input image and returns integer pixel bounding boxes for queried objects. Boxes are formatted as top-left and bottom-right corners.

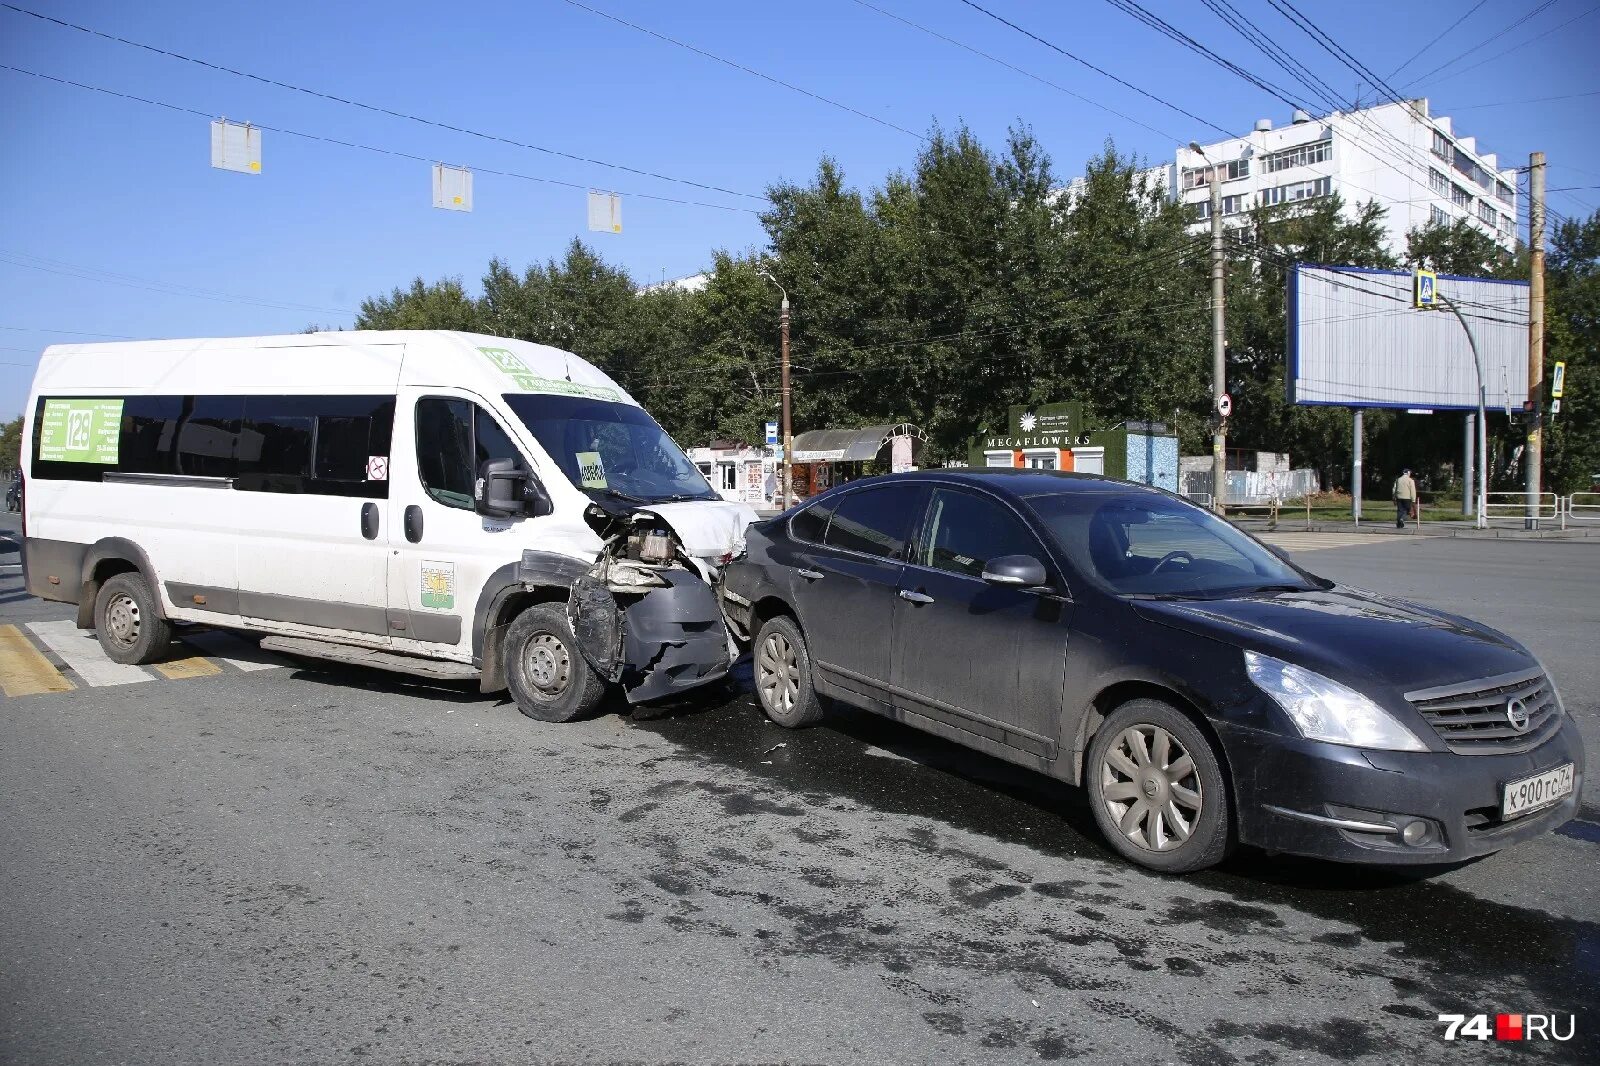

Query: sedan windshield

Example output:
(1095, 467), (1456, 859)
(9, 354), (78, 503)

(1025, 490), (1316, 598)
(502, 393), (717, 503)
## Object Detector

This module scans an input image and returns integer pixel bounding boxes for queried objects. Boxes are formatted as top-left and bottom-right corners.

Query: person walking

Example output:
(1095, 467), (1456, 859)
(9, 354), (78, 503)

(1392, 468), (1417, 529)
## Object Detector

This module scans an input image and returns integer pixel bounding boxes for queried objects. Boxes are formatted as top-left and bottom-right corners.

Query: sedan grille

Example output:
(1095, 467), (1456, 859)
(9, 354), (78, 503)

(1405, 668), (1561, 755)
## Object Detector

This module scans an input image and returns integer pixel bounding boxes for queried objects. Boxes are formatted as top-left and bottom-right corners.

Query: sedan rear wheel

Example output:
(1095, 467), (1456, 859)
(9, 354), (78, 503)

(753, 615), (822, 728)
(1087, 699), (1231, 873)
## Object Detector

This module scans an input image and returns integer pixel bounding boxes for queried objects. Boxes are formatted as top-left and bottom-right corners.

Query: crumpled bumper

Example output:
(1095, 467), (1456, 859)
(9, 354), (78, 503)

(569, 567), (732, 704)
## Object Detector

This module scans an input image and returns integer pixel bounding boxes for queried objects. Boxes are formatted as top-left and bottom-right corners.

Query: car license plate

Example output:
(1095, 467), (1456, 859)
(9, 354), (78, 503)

(1501, 763), (1574, 820)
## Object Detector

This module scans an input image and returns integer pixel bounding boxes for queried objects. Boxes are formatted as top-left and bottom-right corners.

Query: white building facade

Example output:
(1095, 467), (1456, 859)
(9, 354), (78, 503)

(1172, 99), (1518, 254)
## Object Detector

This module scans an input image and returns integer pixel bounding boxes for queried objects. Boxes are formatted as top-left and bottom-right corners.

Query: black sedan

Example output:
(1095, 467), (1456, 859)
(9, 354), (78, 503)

(720, 470), (1582, 873)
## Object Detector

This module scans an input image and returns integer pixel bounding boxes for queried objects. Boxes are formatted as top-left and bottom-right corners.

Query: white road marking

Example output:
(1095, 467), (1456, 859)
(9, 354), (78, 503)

(1259, 532), (1428, 553)
(25, 620), (153, 687)
(176, 629), (288, 672)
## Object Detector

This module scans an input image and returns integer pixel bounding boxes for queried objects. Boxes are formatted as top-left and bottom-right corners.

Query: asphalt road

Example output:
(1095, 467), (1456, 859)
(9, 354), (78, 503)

(1, 512), (1596, 1065)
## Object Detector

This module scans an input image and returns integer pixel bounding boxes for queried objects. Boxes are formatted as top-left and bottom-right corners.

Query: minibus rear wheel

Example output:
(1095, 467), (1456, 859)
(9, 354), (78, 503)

(94, 572), (174, 666)
(505, 603), (606, 723)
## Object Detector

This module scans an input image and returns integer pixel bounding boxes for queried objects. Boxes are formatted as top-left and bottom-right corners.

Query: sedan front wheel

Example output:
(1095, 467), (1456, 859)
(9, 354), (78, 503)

(1086, 699), (1232, 873)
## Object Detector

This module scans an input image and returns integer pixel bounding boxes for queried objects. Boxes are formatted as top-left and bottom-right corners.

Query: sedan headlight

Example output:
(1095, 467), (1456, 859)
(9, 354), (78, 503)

(1244, 651), (1428, 752)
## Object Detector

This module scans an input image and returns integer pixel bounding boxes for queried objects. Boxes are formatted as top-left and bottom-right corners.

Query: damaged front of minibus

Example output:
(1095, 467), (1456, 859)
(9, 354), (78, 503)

(523, 495), (755, 704)
(493, 388), (759, 712)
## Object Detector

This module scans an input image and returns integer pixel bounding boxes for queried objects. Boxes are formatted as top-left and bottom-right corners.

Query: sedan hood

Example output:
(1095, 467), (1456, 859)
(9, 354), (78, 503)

(1133, 586), (1535, 694)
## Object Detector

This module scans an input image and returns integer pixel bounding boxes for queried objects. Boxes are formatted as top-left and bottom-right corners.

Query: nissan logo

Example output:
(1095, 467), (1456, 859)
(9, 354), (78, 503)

(1505, 697), (1531, 733)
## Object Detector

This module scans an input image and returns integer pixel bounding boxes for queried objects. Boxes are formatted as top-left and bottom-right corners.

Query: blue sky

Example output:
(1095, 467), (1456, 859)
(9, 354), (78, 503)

(2, 0), (1597, 417)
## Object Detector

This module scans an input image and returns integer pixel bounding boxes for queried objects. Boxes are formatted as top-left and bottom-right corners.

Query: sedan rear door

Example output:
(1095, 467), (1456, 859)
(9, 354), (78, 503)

(788, 482), (927, 706)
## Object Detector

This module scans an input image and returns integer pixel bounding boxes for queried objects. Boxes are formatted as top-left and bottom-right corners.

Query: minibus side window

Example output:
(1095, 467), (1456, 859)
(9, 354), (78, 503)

(236, 395), (393, 498)
(415, 398), (524, 510)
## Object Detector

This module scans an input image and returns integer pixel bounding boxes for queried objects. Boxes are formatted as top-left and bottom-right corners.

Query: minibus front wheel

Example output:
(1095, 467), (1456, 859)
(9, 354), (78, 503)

(505, 603), (607, 723)
(94, 572), (174, 666)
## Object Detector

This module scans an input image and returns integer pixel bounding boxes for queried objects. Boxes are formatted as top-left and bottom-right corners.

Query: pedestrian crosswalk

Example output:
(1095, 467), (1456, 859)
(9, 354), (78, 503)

(0, 622), (289, 698)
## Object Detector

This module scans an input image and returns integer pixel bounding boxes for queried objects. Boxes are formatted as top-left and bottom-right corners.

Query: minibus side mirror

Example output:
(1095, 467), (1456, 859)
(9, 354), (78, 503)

(523, 473), (554, 518)
(475, 458), (529, 519)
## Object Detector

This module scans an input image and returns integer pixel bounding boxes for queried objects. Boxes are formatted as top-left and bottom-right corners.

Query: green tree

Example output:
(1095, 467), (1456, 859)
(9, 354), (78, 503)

(1225, 195), (1394, 491)
(356, 277), (482, 331)
(1543, 209), (1600, 493)
(0, 414), (22, 473)
(1404, 217), (1521, 279)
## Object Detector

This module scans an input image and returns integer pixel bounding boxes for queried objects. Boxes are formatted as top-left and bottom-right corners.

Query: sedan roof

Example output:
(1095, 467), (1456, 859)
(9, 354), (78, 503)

(836, 469), (1165, 500)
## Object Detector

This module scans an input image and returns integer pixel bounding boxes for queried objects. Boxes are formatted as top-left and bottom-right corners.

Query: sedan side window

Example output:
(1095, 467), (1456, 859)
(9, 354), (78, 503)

(789, 499), (834, 544)
(824, 484), (922, 559)
(915, 488), (1046, 579)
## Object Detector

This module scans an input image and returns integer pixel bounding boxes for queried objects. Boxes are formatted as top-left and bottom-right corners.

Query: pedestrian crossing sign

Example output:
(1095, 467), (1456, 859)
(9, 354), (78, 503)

(1413, 269), (1438, 309)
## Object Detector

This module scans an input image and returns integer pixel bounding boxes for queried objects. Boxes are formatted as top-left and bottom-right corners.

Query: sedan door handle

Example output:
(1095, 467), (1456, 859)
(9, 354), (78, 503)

(898, 589), (935, 604)
(797, 568), (825, 581)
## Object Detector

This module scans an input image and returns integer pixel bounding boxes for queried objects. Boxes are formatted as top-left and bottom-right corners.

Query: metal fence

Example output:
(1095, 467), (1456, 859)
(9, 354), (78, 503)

(1482, 492), (1559, 525)
(1179, 468), (1321, 505)
(1563, 493), (1600, 526)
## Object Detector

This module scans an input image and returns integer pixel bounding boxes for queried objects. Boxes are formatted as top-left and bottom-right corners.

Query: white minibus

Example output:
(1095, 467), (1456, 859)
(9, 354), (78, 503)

(20, 330), (757, 720)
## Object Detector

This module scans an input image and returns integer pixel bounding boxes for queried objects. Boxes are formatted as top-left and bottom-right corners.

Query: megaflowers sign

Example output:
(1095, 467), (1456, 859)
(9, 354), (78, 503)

(981, 402), (1084, 451)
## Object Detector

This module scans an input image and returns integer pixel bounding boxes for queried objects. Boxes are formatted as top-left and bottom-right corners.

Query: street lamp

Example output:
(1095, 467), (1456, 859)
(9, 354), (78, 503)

(1190, 141), (1228, 514)
(757, 269), (792, 508)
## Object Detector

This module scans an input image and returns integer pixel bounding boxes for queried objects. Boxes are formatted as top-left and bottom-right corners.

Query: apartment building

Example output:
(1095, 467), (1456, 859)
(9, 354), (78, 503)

(1172, 99), (1519, 253)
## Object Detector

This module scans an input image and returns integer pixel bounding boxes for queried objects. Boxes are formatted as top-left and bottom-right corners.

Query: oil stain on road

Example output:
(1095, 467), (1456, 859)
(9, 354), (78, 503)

(617, 665), (1600, 1064)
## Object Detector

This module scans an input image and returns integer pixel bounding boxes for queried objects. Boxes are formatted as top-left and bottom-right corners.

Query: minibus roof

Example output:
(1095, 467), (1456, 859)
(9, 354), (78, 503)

(31, 330), (638, 406)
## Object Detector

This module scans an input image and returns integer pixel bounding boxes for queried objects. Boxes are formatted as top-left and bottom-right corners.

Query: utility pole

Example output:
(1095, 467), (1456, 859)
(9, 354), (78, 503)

(780, 293), (793, 508)
(758, 269), (792, 508)
(1526, 151), (1546, 528)
(1438, 292), (1489, 530)
(1191, 143), (1228, 513)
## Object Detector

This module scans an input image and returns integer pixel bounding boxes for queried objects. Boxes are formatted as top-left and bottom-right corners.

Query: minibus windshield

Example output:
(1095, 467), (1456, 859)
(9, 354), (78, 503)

(502, 393), (717, 504)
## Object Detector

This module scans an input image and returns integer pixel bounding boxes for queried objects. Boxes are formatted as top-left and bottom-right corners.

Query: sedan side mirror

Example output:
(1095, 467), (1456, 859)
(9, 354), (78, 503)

(982, 554), (1048, 588)
(475, 458), (529, 519)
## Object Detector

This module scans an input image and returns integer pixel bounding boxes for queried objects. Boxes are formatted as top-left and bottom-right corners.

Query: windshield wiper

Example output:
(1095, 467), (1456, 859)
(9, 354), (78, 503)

(602, 488), (650, 504)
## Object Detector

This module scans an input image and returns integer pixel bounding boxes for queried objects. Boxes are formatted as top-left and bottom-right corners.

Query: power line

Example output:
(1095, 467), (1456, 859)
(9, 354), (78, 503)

(1419, 2), (1600, 89)
(559, 0), (921, 140)
(1100, 0), (1307, 107)
(0, 247), (358, 316)
(954, 0), (1234, 138)
(0, 325), (135, 338)
(848, 0), (1182, 144)
(0, 2), (765, 202)
(1386, 0), (1491, 80)
(1447, 89), (1600, 109)
(1400, 0), (1564, 89)
(0, 64), (760, 216)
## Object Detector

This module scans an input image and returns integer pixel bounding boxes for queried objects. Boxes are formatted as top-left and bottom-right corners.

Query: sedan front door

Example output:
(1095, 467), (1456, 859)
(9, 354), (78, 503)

(890, 486), (1072, 759)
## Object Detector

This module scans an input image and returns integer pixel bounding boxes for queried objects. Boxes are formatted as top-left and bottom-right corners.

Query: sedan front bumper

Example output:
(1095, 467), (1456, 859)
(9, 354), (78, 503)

(1218, 718), (1585, 865)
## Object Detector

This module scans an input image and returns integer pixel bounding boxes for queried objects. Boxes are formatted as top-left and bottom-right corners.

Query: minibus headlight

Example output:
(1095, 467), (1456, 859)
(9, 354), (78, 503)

(1244, 650), (1428, 752)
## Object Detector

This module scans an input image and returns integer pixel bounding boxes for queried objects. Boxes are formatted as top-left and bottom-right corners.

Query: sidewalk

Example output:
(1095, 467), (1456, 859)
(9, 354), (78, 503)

(1228, 517), (1600, 539)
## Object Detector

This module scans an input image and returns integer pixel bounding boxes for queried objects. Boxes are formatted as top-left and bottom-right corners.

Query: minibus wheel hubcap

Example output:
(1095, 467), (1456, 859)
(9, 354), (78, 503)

(524, 633), (570, 698)
(1099, 724), (1203, 853)
(757, 632), (798, 714)
(105, 593), (141, 647)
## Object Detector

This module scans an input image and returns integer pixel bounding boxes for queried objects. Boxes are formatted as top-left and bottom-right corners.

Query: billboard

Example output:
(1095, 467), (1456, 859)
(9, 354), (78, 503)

(1288, 264), (1529, 410)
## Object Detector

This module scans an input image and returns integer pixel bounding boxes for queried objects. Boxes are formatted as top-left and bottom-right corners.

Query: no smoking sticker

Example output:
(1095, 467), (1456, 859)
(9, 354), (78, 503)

(366, 455), (389, 481)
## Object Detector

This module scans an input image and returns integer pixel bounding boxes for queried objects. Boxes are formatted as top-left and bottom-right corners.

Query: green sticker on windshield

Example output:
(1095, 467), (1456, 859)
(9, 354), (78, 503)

(576, 451), (607, 489)
(38, 398), (123, 463)
(477, 346), (619, 400)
